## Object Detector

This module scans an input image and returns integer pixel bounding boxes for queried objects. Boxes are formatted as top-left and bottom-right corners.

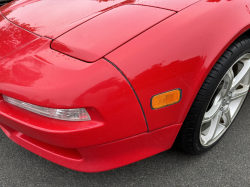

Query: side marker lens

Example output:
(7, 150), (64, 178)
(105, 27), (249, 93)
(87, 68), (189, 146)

(151, 89), (181, 109)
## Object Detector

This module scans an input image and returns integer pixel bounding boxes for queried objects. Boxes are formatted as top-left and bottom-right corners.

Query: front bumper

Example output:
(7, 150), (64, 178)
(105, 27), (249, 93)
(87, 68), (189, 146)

(0, 122), (181, 172)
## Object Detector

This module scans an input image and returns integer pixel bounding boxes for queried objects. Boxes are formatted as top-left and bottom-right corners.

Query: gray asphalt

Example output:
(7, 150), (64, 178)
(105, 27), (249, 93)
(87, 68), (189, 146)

(1, 96), (250, 187)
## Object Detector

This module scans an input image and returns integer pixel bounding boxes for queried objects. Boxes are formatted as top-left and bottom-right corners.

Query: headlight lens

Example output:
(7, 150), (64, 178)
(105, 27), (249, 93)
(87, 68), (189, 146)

(3, 95), (91, 121)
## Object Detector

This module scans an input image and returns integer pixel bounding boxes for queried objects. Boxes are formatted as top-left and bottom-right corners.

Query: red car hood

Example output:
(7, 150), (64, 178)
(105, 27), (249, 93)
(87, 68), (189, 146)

(0, 0), (200, 37)
(0, 14), (38, 60)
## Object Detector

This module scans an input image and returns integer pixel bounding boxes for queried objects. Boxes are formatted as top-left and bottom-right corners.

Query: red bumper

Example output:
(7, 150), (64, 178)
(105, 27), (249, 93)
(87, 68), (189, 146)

(0, 122), (181, 172)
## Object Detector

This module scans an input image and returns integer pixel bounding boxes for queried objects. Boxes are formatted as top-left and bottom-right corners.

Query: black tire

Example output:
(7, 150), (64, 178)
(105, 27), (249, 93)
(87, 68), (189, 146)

(176, 35), (250, 154)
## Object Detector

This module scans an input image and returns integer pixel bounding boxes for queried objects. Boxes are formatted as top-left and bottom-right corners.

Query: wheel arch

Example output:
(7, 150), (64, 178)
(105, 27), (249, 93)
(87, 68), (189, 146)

(181, 23), (250, 119)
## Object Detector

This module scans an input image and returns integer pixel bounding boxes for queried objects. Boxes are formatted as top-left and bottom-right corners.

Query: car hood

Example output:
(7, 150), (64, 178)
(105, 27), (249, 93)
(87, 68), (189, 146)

(0, 0), (200, 37)
(0, 13), (38, 60)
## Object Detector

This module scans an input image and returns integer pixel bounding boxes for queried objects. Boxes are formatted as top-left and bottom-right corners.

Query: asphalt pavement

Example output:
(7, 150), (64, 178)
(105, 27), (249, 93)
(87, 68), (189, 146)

(1, 95), (250, 187)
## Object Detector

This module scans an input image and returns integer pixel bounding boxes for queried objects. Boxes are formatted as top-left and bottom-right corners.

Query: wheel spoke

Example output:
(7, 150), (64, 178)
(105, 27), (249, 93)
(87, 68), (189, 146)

(224, 68), (234, 95)
(201, 111), (223, 144)
(202, 101), (221, 124)
(222, 108), (232, 127)
(211, 111), (224, 140)
(231, 84), (249, 101)
(214, 69), (234, 104)
(231, 58), (250, 91)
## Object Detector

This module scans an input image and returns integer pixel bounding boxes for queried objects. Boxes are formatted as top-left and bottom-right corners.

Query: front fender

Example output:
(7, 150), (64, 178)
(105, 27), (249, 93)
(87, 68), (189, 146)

(106, 0), (250, 131)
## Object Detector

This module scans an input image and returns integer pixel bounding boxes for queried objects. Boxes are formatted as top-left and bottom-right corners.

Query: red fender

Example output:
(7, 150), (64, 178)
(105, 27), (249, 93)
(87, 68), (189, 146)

(106, 0), (250, 131)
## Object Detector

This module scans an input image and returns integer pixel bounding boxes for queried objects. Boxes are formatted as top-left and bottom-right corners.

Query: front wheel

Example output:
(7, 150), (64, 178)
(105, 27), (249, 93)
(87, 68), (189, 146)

(177, 35), (250, 154)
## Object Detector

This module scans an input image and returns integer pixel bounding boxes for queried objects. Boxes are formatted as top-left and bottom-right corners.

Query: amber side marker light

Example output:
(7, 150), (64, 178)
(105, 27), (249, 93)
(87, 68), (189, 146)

(151, 89), (181, 109)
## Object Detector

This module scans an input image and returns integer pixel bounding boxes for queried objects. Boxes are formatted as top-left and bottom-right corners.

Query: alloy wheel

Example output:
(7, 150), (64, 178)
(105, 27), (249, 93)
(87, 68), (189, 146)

(200, 53), (250, 146)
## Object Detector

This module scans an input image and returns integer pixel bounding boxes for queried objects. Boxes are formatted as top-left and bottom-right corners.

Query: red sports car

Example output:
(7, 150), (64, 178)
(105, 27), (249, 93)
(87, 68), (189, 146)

(0, 0), (250, 172)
